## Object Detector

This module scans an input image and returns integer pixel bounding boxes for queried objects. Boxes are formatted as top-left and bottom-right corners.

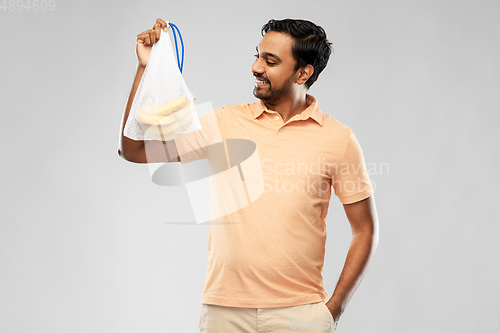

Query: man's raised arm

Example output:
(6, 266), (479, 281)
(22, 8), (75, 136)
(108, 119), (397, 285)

(118, 18), (180, 163)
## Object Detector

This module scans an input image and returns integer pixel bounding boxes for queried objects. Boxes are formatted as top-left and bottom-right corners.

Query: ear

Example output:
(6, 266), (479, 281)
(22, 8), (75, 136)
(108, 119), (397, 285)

(296, 64), (314, 86)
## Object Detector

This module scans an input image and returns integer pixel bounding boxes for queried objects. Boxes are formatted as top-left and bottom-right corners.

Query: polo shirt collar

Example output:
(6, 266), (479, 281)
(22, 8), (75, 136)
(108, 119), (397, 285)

(251, 94), (324, 126)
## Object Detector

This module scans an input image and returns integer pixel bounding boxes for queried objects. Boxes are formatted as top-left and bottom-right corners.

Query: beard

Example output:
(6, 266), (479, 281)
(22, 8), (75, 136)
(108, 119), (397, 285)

(253, 72), (296, 105)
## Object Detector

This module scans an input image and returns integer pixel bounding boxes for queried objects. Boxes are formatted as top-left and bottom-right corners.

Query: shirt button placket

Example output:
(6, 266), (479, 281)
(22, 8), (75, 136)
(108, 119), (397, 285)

(273, 115), (283, 133)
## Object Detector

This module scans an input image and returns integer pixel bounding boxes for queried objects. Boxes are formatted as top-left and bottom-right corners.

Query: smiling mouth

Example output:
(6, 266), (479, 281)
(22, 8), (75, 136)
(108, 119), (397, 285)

(255, 79), (269, 87)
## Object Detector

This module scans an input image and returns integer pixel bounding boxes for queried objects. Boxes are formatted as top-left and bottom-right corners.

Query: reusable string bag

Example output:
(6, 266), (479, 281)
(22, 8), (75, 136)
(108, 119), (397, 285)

(124, 22), (202, 141)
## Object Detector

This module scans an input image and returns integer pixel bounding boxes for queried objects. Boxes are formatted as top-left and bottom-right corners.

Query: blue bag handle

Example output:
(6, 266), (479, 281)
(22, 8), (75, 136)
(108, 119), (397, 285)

(168, 22), (184, 73)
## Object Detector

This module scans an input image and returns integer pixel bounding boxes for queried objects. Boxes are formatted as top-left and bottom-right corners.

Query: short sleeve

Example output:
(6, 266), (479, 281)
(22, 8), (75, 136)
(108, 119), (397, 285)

(332, 131), (374, 204)
(174, 108), (223, 164)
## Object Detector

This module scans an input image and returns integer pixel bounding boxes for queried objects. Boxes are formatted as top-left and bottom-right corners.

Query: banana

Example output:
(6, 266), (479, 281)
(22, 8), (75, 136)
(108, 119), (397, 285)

(136, 97), (195, 139)
(135, 109), (176, 126)
(180, 123), (192, 132)
(175, 103), (194, 132)
(144, 121), (181, 136)
(151, 96), (188, 116)
(177, 111), (193, 128)
(172, 101), (193, 118)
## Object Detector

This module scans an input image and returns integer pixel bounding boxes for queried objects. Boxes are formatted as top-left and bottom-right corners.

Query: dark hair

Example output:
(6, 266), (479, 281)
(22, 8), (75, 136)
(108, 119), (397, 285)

(261, 18), (333, 89)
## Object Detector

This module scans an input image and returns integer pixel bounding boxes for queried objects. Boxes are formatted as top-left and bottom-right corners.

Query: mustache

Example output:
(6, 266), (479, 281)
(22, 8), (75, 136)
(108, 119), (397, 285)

(253, 73), (269, 82)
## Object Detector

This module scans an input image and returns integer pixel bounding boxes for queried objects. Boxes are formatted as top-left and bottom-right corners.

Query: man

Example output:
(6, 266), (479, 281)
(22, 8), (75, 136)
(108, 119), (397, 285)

(119, 18), (379, 333)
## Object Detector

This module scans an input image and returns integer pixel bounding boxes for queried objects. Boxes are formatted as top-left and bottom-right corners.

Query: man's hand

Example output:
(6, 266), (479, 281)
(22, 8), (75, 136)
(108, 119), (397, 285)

(136, 18), (170, 67)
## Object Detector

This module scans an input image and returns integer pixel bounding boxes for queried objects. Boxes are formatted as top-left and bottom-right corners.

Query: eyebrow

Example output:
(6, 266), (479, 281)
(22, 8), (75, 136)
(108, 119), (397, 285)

(255, 46), (282, 62)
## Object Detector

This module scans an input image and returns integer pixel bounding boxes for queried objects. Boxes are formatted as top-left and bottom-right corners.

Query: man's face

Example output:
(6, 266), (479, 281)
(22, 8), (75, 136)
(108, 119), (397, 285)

(252, 31), (299, 104)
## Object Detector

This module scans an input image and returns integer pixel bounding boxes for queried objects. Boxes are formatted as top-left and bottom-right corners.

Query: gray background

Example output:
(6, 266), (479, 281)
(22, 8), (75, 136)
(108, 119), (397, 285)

(1, 0), (499, 332)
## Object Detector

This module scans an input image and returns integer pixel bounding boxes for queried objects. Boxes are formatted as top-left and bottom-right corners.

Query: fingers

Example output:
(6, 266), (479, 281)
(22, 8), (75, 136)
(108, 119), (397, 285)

(136, 28), (156, 46)
(151, 28), (158, 44)
(154, 23), (161, 41)
(156, 18), (170, 32)
(137, 19), (170, 47)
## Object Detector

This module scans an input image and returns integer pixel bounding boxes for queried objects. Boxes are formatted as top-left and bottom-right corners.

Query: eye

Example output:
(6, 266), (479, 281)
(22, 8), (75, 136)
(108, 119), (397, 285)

(254, 53), (276, 66)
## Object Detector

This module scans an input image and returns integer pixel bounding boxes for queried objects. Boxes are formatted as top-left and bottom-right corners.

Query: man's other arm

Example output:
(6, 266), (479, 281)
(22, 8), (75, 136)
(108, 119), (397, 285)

(326, 195), (379, 324)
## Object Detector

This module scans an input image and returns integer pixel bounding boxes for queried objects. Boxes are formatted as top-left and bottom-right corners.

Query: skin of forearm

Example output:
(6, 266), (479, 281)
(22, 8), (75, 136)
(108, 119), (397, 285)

(326, 228), (379, 322)
(118, 65), (146, 161)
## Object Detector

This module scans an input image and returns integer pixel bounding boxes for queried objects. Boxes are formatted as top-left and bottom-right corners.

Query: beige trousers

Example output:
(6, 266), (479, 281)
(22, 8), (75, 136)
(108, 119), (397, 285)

(199, 301), (337, 333)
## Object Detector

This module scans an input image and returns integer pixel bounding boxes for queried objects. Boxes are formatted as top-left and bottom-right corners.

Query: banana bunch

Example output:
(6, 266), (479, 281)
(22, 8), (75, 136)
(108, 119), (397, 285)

(135, 96), (193, 141)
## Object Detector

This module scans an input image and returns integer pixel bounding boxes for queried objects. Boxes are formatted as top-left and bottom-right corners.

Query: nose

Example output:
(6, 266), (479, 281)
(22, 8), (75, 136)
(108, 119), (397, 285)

(251, 58), (264, 76)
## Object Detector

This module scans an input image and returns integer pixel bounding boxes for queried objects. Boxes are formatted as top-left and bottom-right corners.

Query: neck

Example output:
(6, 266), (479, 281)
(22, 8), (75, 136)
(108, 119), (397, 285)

(264, 91), (309, 123)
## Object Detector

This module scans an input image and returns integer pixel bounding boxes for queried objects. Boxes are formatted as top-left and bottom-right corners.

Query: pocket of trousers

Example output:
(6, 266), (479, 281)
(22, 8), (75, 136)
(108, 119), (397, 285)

(320, 303), (338, 332)
(320, 302), (334, 322)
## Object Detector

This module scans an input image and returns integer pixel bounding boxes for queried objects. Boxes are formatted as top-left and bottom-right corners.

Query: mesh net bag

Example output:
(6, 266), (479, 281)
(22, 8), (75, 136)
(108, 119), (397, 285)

(124, 23), (201, 141)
